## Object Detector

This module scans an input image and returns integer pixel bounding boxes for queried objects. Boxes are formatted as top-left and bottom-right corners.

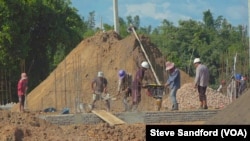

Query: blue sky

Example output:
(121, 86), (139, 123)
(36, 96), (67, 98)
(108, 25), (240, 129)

(70, 0), (248, 28)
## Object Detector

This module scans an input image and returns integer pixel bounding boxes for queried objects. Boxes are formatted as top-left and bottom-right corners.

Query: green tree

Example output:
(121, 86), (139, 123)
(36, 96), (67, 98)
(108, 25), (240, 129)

(203, 9), (215, 30)
(0, 0), (86, 100)
(87, 11), (95, 29)
(0, 0), (34, 68)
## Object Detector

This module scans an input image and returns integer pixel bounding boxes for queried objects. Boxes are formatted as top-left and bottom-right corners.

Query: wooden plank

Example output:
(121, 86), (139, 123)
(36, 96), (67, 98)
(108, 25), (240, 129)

(92, 110), (125, 126)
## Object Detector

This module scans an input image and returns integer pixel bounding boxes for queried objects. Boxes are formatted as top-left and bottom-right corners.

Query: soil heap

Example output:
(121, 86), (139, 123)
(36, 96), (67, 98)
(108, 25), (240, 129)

(3, 30), (248, 141)
(12, 30), (194, 112)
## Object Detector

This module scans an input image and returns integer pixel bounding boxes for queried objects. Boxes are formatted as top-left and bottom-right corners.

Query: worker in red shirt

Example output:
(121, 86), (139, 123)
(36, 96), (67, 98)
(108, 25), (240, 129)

(17, 72), (28, 112)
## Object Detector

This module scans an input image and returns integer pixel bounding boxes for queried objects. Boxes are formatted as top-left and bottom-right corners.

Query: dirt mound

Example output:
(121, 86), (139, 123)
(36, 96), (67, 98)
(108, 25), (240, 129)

(5, 30), (249, 140)
(6, 31), (172, 140)
(12, 30), (193, 113)
(0, 109), (146, 141)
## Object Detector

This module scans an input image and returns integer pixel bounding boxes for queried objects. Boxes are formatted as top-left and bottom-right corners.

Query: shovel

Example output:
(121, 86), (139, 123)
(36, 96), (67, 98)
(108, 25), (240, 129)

(102, 93), (119, 101)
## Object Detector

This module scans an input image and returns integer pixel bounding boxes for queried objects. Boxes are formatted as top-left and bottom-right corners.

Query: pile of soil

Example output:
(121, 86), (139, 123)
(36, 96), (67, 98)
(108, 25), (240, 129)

(12, 30), (194, 113)
(0, 109), (146, 141)
(4, 30), (248, 140)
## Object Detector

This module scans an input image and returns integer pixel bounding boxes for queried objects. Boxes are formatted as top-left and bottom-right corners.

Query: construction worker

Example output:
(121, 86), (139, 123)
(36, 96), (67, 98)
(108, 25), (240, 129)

(89, 71), (110, 112)
(239, 75), (247, 96)
(217, 80), (226, 93)
(193, 58), (209, 109)
(164, 61), (181, 111)
(235, 73), (242, 98)
(17, 72), (28, 112)
(131, 61), (149, 112)
(117, 70), (132, 112)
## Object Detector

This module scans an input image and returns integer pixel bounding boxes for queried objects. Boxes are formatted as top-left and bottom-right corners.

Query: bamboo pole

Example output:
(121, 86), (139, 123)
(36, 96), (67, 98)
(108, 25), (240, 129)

(131, 26), (161, 85)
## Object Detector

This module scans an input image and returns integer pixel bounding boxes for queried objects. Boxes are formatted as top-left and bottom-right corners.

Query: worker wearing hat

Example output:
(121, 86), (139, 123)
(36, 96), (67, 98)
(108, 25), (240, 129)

(131, 61), (149, 112)
(193, 58), (209, 109)
(164, 61), (181, 111)
(117, 70), (132, 112)
(89, 71), (110, 112)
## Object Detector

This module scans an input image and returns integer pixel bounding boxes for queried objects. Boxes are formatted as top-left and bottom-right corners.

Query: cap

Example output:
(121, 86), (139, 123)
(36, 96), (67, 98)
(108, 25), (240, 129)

(97, 71), (104, 77)
(118, 70), (126, 79)
(141, 61), (149, 69)
(193, 58), (201, 64)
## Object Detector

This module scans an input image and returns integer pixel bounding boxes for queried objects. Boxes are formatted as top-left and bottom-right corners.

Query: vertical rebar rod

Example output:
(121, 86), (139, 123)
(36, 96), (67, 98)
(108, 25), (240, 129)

(54, 71), (57, 109)
(64, 59), (67, 107)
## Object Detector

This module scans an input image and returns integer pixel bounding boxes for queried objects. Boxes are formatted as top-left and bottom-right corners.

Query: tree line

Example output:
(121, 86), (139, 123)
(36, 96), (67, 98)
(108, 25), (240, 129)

(0, 0), (248, 103)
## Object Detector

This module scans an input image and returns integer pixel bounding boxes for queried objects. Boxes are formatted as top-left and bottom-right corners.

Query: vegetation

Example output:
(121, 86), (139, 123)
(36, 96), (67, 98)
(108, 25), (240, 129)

(149, 10), (249, 88)
(0, 0), (248, 103)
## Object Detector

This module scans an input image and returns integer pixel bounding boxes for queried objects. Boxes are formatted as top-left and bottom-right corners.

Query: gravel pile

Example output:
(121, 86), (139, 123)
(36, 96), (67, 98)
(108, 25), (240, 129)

(162, 83), (231, 110)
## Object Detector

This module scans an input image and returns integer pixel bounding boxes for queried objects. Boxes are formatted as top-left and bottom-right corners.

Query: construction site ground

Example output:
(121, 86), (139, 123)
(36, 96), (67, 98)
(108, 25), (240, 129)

(0, 30), (249, 141)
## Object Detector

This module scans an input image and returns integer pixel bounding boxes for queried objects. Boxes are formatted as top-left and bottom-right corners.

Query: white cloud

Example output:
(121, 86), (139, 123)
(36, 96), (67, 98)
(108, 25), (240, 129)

(124, 3), (158, 18)
(182, 0), (208, 13)
(122, 1), (208, 26)
(98, 0), (248, 27)
(123, 2), (176, 24)
(226, 6), (247, 20)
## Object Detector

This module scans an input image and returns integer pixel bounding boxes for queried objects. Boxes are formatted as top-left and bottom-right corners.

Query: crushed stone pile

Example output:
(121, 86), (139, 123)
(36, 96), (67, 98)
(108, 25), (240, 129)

(162, 83), (231, 110)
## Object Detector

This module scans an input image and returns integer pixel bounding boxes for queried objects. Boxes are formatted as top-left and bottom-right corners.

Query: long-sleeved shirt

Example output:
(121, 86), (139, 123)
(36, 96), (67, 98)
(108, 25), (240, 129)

(194, 64), (209, 87)
(132, 68), (145, 89)
(166, 68), (181, 89)
(117, 73), (132, 92)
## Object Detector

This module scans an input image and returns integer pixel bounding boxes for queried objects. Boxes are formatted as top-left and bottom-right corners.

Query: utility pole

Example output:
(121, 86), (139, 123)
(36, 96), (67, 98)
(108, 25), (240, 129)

(113, 0), (119, 34)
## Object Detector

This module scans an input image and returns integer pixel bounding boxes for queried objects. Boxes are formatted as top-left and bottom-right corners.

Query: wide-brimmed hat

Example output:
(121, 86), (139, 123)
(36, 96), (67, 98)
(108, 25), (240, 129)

(165, 61), (174, 70)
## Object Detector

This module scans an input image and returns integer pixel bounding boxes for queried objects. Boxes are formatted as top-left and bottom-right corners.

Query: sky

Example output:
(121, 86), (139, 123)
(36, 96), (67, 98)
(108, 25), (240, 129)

(70, 0), (248, 29)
